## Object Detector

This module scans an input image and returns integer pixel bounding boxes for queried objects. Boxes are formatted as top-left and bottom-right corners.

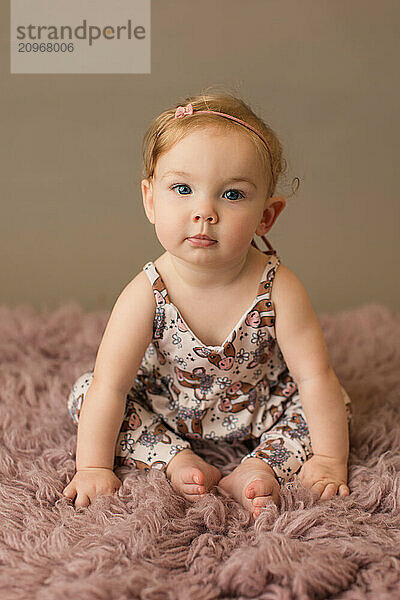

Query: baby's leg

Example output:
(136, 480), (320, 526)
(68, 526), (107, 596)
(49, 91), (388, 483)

(67, 372), (221, 501)
(219, 384), (352, 519)
(242, 384), (353, 486)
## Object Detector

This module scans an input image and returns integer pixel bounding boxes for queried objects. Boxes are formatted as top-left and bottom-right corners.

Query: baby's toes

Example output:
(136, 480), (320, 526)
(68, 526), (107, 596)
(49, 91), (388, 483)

(245, 478), (274, 501)
(252, 495), (274, 508)
(252, 495), (274, 518)
(245, 478), (280, 510)
(180, 466), (206, 499)
(183, 487), (206, 502)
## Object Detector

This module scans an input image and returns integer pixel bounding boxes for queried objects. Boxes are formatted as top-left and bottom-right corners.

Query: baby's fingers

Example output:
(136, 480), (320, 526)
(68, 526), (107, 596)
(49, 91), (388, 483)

(62, 483), (90, 507)
(311, 481), (337, 500)
(338, 484), (350, 497)
(62, 483), (76, 500)
(74, 492), (91, 508)
(311, 482), (350, 500)
(320, 482), (338, 500)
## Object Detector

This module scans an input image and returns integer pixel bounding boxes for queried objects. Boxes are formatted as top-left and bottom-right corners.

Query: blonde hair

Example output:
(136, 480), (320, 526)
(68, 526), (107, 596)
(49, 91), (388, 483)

(142, 89), (300, 200)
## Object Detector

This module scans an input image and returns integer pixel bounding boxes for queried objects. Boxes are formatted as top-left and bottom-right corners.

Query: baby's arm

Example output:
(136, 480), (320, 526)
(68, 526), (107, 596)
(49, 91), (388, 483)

(77, 270), (155, 469)
(63, 271), (155, 506)
(271, 264), (350, 498)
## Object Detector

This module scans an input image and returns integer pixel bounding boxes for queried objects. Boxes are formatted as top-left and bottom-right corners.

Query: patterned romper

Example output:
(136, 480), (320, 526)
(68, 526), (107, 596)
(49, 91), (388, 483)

(67, 248), (353, 486)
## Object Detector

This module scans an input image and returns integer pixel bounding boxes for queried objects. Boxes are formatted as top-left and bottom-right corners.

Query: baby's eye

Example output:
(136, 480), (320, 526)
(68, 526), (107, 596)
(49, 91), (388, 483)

(224, 189), (244, 201)
(171, 184), (191, 195)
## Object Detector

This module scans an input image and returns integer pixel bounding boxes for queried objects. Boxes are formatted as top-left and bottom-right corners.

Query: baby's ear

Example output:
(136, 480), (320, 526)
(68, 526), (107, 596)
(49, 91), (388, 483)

(270, 196), (286, 219)
(141, 178), (155, 224)
(255, 196), (286, 236)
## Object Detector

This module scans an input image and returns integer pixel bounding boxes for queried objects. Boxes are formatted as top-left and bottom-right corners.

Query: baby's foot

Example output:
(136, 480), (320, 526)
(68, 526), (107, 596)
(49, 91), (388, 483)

(217, 457), (280, 519)
(165, 449), (222, 503)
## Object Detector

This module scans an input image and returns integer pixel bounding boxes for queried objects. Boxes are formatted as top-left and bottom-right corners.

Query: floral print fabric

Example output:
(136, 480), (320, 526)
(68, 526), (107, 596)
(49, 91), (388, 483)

(67, 250), (352, 484)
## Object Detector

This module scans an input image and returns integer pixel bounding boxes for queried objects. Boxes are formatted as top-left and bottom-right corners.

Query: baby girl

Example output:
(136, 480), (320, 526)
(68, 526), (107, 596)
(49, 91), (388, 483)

(63, 91), (352, 520)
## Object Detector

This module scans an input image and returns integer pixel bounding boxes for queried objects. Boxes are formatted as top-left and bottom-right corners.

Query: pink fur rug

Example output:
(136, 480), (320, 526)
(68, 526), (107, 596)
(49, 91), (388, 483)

(0, 302), (399, 599)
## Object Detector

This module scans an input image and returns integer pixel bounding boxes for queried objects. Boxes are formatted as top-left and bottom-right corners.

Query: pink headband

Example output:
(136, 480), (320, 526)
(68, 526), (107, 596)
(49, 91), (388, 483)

(150, 102), (274, 181)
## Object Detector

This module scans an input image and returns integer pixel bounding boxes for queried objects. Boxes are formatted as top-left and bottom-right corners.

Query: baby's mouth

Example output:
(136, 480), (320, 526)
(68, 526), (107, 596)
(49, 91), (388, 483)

(186, 236), (217, 246)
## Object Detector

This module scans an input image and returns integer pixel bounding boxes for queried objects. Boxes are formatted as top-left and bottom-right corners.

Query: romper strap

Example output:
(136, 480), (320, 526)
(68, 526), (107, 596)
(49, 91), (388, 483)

(251, 235), (281, 301)
(143, 261), (171, 307)
(255, 253), (281, 302)
(251, 234), (277, 255)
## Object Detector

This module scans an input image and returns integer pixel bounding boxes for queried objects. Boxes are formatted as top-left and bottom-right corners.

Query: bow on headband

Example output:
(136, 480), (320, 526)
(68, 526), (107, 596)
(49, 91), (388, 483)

(174, 103), (194, 118)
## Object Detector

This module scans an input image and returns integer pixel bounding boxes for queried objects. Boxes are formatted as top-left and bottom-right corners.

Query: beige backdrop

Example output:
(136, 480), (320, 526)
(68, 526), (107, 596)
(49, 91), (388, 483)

(1, 0), (399, 313)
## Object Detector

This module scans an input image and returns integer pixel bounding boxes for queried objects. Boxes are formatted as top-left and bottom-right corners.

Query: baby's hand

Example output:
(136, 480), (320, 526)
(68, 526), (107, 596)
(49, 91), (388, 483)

(296, 455), (349, 500)
(62, 467), (122, 508)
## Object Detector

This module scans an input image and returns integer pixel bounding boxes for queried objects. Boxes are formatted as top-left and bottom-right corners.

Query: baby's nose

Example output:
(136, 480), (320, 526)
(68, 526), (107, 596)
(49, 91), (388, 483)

(193, 214), (216, 222)
(192, 202), (218, 223)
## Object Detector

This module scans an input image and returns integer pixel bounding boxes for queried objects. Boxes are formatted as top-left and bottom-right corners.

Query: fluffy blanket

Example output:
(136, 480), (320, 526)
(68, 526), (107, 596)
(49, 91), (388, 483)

(0, 302), (399, 599)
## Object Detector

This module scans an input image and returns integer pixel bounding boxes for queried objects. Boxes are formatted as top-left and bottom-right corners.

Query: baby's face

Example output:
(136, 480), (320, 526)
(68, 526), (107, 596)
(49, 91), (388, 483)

(142, 127), (273, 266)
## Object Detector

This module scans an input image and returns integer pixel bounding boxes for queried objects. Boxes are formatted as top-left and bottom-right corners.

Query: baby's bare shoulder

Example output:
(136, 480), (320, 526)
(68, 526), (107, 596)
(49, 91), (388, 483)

(91, 270), (156, 394)
(270, 261), (290, 305)
(110, 269), (156, 344)
(122, 268), (156, 306)
(269, 261), (330, 384)
(270, 262), (311, 313)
